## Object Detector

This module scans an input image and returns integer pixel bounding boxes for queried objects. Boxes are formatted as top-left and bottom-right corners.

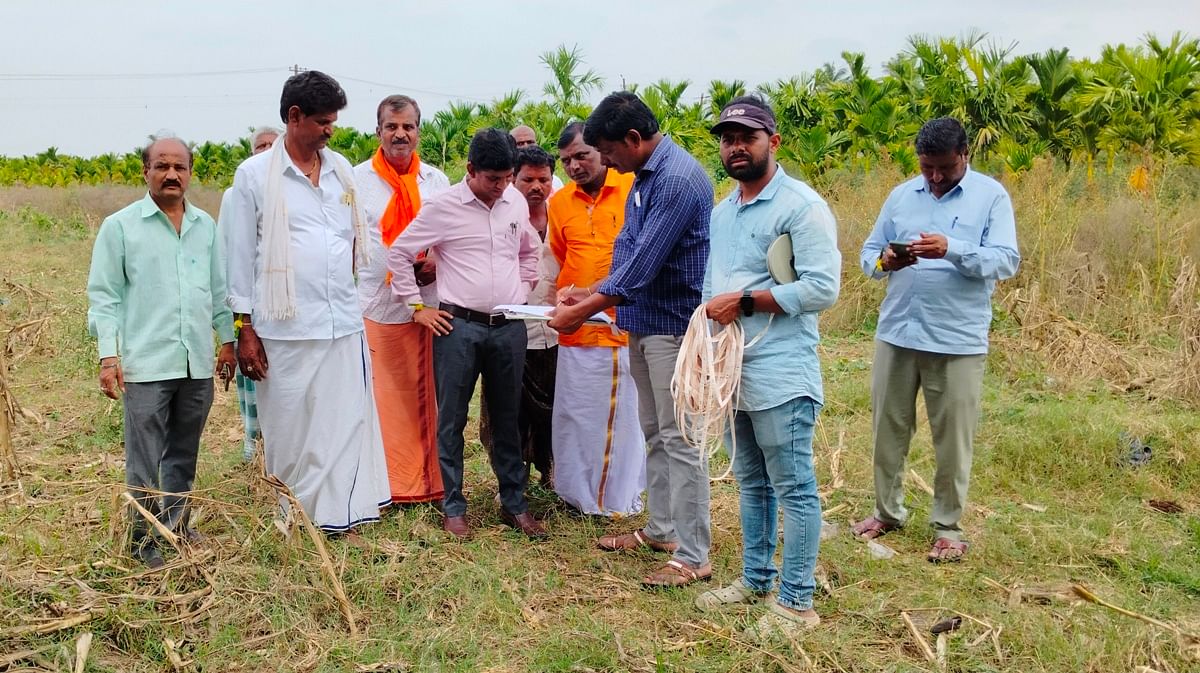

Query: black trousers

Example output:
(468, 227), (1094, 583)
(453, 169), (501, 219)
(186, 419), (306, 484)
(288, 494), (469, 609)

(433, 318), (528, 517)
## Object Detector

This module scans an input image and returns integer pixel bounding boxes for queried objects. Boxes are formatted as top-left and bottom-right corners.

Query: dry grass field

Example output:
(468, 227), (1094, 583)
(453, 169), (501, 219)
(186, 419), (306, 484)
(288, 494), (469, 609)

(1, 163), (1198, 672)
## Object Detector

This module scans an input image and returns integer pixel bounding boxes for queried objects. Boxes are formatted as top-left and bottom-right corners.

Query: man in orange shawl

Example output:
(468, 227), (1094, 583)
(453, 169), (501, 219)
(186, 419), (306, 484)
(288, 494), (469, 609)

(353, 95), (450, 503)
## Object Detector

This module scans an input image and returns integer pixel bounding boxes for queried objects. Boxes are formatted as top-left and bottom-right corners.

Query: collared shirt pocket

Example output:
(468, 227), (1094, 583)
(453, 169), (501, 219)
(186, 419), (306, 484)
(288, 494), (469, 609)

(946, 207), (986, 245)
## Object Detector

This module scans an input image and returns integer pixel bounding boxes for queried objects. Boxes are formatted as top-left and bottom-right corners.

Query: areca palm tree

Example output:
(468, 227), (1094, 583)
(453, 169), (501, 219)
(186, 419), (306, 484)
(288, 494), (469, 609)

(1023, 48), (1080, 161)
(1077, 33), (1200, 163)
(762, 75), (827, 135)
(479, 90), (527, 132)
(706, 79), (746, 117)
(781, 126), (850, 179)
(421, 101), (479, 169)
(541, 45), (603, 120)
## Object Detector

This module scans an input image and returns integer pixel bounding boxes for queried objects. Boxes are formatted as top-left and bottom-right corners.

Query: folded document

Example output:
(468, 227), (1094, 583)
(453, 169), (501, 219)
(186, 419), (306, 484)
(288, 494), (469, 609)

(493, 304), (614, 325)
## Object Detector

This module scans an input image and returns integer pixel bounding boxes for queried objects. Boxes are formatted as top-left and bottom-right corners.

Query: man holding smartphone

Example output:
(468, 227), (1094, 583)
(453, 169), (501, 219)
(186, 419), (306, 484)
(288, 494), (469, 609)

(853, 117), (1020, 562)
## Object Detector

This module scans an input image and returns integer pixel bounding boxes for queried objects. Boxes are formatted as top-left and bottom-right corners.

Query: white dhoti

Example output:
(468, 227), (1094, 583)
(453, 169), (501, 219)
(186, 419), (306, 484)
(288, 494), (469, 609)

(552, 345), (646, 516)
(256, 332), (390, 531)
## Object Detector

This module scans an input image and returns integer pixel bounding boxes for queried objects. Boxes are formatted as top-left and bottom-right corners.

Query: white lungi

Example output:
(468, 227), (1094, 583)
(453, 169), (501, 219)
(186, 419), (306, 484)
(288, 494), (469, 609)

(256, 332), (390, 531)
(552, 346), (646, 516)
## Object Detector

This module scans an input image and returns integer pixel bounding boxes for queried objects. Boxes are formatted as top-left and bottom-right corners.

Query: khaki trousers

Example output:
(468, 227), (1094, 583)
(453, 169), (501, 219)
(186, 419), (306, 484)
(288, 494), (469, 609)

(871, 340), (986, 541)
(629, 334), (711, 568)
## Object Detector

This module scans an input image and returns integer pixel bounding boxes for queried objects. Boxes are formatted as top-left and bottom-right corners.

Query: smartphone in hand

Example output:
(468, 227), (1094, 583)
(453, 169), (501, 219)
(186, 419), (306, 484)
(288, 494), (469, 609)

(889, 240), (912, 257)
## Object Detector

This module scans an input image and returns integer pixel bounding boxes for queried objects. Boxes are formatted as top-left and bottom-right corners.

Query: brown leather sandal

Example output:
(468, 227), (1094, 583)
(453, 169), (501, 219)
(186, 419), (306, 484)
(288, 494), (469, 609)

(927, 537), (969, 563)
(851, 516), (901, 540)
(642, 560), (712, 588)
(596, 529), (679, 553)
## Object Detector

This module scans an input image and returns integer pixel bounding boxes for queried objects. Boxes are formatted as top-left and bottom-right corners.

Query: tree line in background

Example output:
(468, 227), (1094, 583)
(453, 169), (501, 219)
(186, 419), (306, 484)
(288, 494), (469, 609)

(2, 32), (1198, 188)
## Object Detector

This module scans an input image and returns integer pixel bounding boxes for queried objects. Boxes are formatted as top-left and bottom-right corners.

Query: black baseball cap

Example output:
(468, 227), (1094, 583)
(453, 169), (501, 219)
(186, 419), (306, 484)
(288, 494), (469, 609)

(710, 101), (777, 135)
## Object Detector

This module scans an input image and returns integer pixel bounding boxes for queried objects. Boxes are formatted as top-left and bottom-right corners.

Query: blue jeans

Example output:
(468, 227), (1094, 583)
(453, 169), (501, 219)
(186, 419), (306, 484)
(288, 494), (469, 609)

(730, 396), (821, 610)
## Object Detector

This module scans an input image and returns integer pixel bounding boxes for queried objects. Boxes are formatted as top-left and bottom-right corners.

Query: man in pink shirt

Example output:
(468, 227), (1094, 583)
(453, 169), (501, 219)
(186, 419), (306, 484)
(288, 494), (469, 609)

(388, 128), (545, 540)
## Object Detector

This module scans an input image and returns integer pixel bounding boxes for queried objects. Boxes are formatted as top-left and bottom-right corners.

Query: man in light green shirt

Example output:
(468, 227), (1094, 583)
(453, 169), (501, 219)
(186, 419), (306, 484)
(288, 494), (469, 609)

(86, 136), (236, 568)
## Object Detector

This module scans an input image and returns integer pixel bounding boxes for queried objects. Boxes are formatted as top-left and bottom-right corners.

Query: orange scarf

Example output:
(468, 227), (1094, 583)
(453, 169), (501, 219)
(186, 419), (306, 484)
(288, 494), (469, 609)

(371, 148), (422, 247)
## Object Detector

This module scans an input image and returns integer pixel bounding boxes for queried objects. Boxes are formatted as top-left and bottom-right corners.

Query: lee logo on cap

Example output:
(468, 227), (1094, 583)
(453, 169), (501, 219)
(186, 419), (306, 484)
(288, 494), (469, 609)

(725, 108), (746, 118)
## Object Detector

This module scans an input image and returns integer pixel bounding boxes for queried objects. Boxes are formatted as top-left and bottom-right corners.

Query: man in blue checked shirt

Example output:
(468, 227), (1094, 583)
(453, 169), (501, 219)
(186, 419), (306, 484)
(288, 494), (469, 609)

(692, 96), (840, 638)
(550, 91), (715, 588)
(851, 117), (1020, 563)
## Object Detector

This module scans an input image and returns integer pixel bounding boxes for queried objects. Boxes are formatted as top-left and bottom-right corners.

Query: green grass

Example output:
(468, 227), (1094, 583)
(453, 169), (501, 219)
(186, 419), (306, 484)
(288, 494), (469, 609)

(2, 193), (1198, 672)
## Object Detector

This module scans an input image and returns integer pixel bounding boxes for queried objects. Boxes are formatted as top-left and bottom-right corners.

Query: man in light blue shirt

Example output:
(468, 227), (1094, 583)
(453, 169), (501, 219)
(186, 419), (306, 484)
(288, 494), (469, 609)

(693, 97), (840, 638)
(852, 117), (1019, 563)
(87, 136), (237, 568)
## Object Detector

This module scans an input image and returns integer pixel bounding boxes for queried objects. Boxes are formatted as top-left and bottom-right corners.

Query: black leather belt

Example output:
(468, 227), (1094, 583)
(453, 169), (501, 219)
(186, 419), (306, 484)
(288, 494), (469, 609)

(439, 302), (510, 327)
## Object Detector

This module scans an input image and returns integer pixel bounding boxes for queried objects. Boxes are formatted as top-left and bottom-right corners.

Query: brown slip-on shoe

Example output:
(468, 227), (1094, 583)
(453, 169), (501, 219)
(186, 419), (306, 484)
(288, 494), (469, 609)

(500, 509), (548, 539)
(443, 515), (471, 539)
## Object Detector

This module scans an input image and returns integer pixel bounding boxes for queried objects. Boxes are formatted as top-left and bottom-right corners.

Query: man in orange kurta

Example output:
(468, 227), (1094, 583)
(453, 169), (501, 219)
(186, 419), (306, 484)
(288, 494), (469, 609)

(547, 122), (646, 516)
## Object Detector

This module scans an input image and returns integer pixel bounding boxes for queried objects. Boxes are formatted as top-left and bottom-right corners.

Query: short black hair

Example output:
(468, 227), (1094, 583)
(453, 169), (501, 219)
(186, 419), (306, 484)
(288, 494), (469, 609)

(468, 127), (517, 172)
(279, 70), (347, 123)
(557, 121), (586, 150)
(376, 94), (421, 126)
(583, 91), (659, 145)
(514, 146), (556, 176)
(915, 117), (969, 156)
(141, 136), (193, 168)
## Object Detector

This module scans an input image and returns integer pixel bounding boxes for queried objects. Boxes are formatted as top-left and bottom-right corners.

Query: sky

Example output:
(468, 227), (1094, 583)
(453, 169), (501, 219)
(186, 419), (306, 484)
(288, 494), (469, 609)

(2, 0), (1197, 157)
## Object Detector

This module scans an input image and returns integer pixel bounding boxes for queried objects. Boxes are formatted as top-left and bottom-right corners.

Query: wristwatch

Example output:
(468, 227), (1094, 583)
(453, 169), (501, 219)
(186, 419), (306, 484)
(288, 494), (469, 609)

(740, 290), (755, 317)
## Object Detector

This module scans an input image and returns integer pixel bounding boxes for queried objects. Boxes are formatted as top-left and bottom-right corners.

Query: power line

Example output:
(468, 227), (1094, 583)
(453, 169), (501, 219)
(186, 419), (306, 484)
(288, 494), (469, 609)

(327, 72), (489, 103)
(0, 67), (285, 81)
(1, 64), (508, 105)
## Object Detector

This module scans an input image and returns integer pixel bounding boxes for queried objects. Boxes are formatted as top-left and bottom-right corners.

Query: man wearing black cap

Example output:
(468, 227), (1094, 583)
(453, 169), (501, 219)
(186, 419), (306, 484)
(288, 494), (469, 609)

(692, 95), (841, 639)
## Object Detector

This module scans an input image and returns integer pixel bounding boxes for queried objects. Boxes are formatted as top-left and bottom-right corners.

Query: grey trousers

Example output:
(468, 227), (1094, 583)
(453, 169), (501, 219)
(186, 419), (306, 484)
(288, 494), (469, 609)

(629, 334), (711, 567)
(124, 378), (214, 548)
(870, 340), (986, 541)
(433, 317), (529, 518)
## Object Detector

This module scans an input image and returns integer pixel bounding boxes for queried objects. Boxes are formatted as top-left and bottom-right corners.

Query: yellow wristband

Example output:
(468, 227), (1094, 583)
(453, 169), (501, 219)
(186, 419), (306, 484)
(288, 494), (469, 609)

(875, 257), (884, 272)
(410, 303), (425, 312)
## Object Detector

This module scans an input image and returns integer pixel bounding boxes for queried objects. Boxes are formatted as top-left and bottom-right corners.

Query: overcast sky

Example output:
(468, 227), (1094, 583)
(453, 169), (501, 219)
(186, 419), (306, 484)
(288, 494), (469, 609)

(3, 0), (1196, 157)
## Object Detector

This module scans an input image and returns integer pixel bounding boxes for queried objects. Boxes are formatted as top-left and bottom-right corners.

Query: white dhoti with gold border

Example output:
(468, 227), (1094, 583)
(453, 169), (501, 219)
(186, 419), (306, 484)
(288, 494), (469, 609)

(552, 345), (646, 517)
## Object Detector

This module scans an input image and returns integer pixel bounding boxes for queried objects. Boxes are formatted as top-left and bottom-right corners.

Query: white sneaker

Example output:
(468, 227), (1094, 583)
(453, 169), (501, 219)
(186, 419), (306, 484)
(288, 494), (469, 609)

(745, 600), (821, 640)
(694, 578), (772, 611)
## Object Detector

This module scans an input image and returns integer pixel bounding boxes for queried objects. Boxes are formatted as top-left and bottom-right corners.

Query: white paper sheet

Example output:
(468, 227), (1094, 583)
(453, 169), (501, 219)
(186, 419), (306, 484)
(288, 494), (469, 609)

(493, 304), (614, 325)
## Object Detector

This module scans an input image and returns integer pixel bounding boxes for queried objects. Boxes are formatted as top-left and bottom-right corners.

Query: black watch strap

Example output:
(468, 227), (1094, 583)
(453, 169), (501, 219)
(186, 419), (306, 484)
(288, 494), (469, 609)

(740, 290), (755, 317)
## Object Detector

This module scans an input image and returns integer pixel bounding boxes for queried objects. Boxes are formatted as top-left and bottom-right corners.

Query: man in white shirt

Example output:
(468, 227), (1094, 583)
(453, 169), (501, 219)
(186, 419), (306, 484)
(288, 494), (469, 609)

(354, 94), (451, 505)
(224, 71), (389, 533)
(219, 125), (278, 463)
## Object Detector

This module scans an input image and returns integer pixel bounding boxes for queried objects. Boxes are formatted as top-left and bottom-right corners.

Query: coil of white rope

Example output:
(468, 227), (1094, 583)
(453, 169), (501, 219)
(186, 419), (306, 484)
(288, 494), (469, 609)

(670, 304), (770, 481)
